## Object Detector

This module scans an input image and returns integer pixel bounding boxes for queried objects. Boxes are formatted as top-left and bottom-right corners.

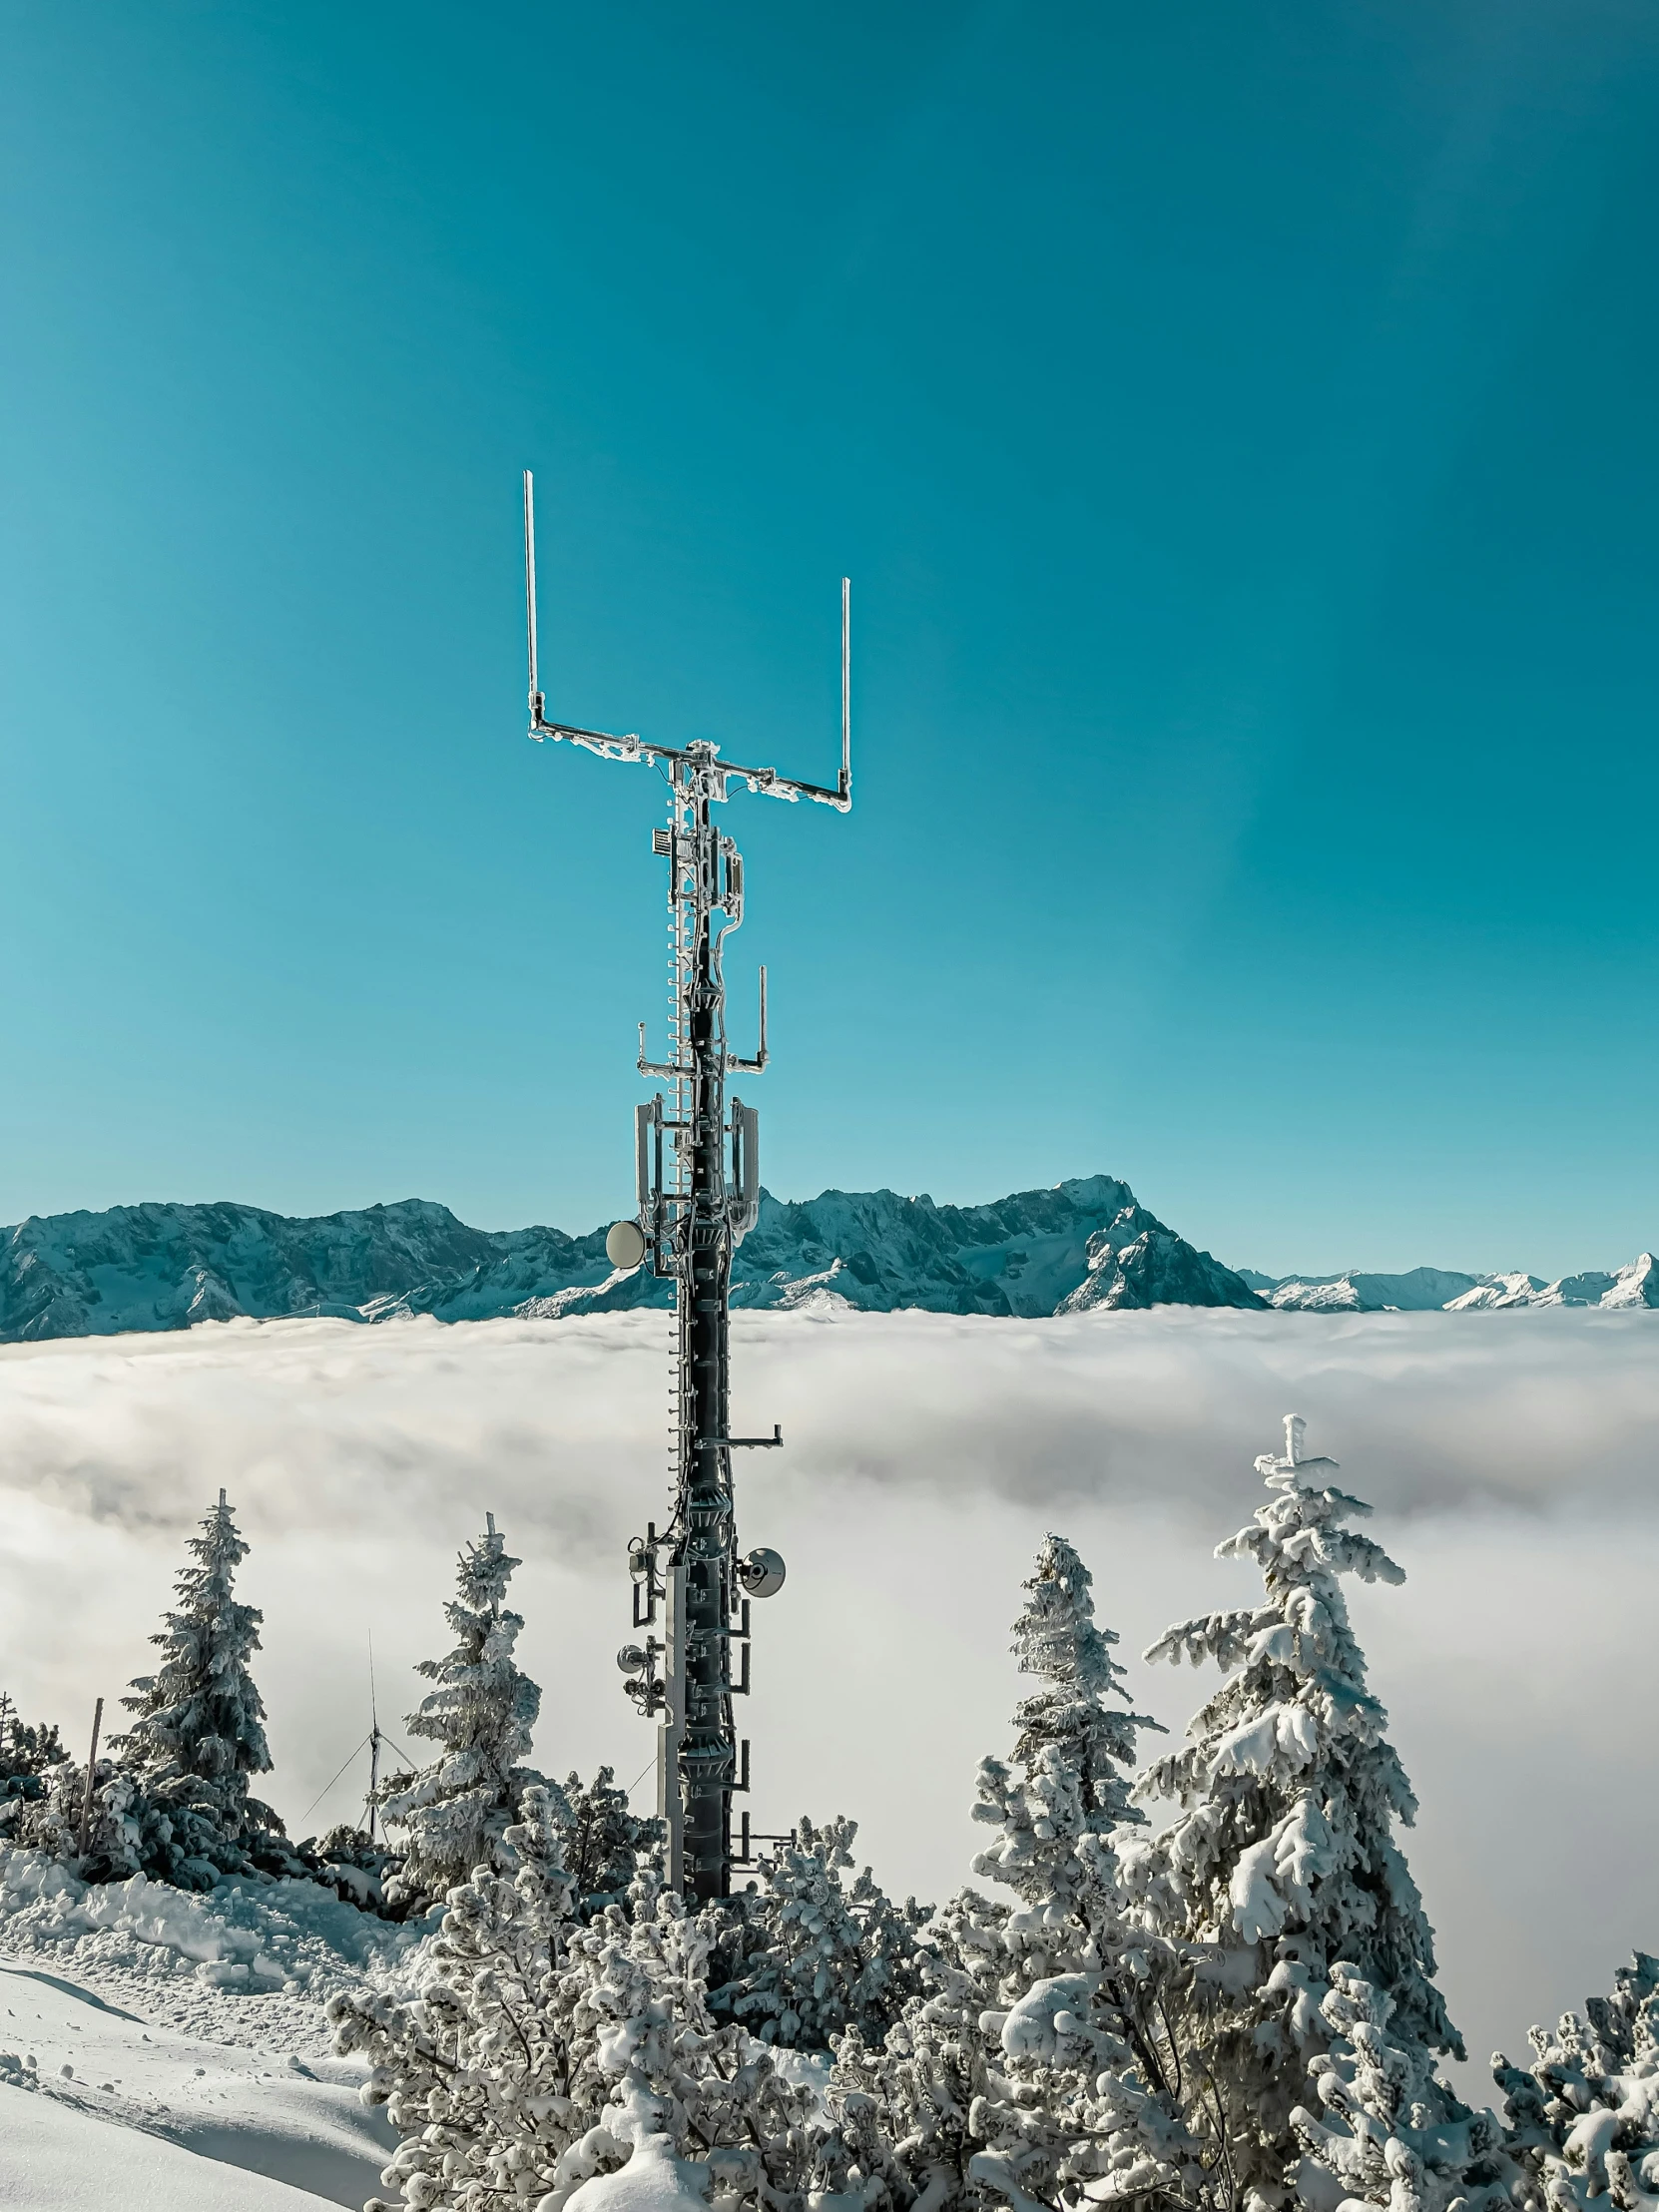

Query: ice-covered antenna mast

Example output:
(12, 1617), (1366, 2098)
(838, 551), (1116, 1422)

(521, 469), (850, 1905)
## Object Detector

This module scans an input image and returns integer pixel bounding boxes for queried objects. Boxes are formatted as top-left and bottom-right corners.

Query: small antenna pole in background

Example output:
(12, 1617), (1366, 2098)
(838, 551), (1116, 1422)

(77, 1696), (104, 1860)
(367, 1633), (381, 1844)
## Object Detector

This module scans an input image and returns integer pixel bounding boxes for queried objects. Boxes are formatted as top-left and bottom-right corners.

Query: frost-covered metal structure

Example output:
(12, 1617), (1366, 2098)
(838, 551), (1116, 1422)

(521, 472), (850, 1903)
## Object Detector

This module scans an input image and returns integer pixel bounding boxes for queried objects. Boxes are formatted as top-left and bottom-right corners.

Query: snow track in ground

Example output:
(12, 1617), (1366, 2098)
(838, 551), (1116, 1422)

(0, 1957), (398, 2205)
(2, 2089), (336, 2211)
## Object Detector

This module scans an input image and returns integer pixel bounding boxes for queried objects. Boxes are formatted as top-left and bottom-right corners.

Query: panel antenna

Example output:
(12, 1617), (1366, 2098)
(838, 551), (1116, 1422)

(522, 471), (850, 1903)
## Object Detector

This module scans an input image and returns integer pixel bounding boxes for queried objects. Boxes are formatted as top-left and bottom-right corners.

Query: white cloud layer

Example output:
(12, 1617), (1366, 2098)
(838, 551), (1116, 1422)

(1, 1305), (1654, 2102)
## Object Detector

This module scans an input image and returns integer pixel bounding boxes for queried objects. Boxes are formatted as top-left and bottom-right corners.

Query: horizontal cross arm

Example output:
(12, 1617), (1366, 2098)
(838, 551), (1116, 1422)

(530, 714), (848, 811)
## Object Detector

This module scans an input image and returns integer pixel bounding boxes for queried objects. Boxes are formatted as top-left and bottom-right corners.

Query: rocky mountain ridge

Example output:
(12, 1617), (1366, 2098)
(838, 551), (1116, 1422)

(0, 1176), (1261, 1343)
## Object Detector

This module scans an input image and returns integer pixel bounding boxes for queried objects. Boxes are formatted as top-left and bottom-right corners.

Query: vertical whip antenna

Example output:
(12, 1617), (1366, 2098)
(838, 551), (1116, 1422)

(523, 470), (543, 725)
(840, 577), (851, 805)
(366, 1631), (381, 1845)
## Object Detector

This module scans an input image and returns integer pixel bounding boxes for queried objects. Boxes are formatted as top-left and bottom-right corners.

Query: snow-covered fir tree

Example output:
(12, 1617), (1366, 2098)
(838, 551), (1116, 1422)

(836, 1531), (1199, 2212)
(967, 1534), (1169, 2057)
(115, 1488), (281, 1876)
(379, 1513), (543, 1906)
(0, 1698), (65, 1825)
(711, 1813), (930, 2049)
(964, 1535), (1200, 2212)
(1124, 1415), (1459, 2210)
(1493, 1950), (1659, 2212)
(0, 1698), (64, 1785)
(1291, 1965), (1517, 2212)
(1008, 1534), (1154, 1827)
(971, 1532), (1158, 1955)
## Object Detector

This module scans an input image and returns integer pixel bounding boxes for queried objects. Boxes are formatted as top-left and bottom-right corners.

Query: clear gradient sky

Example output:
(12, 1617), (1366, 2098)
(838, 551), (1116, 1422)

(3, 2), (1657, 1278)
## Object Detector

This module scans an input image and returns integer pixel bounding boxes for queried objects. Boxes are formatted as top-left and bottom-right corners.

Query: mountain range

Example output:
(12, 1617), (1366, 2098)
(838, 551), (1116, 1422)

(1238, 1259), (1659, 1311)
(0, 1181), (1652, 1343)
(0, 1176), (1253, 1343)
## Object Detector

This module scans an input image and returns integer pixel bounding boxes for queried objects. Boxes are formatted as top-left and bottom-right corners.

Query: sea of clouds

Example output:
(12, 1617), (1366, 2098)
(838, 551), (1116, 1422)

(0, 1304), (1653, 2099)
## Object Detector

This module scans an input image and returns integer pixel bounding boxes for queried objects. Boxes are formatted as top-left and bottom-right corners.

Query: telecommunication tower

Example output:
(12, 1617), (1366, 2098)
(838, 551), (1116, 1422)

(521, 473), (851, 1904)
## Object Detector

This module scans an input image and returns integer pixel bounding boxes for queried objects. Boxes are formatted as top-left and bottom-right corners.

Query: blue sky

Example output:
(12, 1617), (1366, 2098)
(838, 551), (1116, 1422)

(3, 1), (1657, 1277)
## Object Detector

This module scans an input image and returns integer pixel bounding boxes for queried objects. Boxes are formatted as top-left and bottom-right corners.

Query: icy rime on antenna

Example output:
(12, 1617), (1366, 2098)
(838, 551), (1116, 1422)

(521, 471), (851, 1905)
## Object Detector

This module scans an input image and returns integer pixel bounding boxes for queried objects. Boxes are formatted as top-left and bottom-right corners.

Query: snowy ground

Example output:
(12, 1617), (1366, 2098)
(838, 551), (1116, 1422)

(0, 1847), (423, 2205)
(1, 1304), (1655, 2143)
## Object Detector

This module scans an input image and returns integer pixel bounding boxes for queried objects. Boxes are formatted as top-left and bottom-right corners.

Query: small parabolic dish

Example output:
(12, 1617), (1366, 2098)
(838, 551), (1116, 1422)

(738, 1546), (787, 1599)
(606, 1219), (648, 1270)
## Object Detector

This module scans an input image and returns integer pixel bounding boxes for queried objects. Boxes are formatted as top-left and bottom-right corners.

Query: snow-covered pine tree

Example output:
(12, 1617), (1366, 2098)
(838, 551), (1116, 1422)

(331, 1786), (853, 2212)
(849, 1855), (938, 2040)
(1126, 1415), (1459, 2210)
(830, 1887), (1012, 2212)
(330, 1783), (590, 2211)
(379, 1512), (543, 1906)
(12, 1753), (185, 1883)
(712, 1813), (929, 2049)
(555, 1766), (662, 1920)
(549, 1876), (850, 2212)
(116, 1488), (281, 1876)
(309, 1822), (401, 1913)
(1492, 1950), (1659, 2212)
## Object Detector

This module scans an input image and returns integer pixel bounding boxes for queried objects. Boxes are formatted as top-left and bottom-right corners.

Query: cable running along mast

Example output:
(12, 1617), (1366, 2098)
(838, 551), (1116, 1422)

(521, 472), (851, 1905)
